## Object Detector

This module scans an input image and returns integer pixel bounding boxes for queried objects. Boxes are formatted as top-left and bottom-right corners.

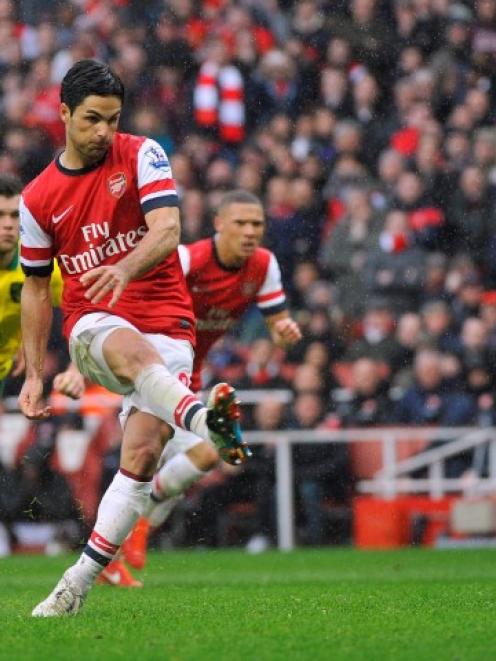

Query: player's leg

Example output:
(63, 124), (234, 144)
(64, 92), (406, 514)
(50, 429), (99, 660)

(152, 440), (219, 499)
(31, 410), (167, 616)
(121, 436), (219, 570)
(70, 313), (248, 460)
(102, 329), (246, 456)
(119, 334), (220, 572)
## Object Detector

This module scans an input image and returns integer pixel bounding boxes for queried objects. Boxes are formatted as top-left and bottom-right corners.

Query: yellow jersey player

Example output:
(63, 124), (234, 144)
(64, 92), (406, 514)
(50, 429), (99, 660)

(0, 173), (83, 399)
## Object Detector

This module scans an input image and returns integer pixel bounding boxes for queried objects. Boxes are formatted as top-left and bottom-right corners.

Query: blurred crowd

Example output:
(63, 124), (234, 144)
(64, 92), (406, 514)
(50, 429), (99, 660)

(3, 0), (496, 547)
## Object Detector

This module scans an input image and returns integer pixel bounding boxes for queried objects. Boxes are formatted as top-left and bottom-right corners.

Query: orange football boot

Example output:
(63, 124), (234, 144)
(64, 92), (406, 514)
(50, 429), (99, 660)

(97, 559), (143, 588)
(121, 517), (151, 570)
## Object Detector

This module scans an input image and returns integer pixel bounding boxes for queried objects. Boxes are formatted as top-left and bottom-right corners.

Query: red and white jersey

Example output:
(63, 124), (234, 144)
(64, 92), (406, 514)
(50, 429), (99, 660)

(178, 237), (287, 390)
(20, 133), (195, 344)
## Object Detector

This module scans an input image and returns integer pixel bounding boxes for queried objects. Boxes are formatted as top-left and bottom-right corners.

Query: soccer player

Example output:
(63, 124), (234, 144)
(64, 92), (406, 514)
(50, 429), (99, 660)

(0, 173), (84, 398)
(101, 189), (301, 584)
(19, 60), (247, 617)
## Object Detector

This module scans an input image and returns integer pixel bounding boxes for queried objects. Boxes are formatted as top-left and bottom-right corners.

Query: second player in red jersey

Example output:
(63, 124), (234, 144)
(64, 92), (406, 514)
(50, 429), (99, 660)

(179, 236), (286, 391)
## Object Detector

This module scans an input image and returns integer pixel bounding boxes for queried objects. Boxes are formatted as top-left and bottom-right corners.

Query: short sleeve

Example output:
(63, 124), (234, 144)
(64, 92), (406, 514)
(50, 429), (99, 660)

(136, 138), (179, 214)
(19, 196), (54, 277)
(256, 253), (287, 316)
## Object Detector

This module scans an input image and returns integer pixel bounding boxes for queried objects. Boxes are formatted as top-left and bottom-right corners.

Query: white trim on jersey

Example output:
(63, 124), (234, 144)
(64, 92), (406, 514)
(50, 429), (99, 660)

(256, 252), (286, 311)
(178, 244), (191, 276)
(257, 292), (286, 310)
(137, 138), (174, 189)
(19, 196), (53, 268)
(19, 197), (52, 248)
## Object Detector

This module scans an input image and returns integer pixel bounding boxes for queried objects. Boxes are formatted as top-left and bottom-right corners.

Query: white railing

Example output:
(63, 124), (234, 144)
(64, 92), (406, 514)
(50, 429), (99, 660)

(2, 389), (294, 412)
(244, 427), (496, 550)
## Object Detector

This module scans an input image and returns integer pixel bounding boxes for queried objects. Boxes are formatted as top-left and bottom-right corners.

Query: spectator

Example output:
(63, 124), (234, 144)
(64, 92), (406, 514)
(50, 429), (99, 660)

(480, 290), (496, 351)
(447, 165), (496, 265)
(420, 300), (460, 354)
(335, 358), (391, 427)
(235, 338), (289, 390)
(451, 272), (483, 331)
(319, 187), (382, 318)
(344, 303), (404, 372)
(394, 349), (475, 476)
(364, 208), (426, 315)
(457, 316), (496, 374)
(421, 253), (449, 304)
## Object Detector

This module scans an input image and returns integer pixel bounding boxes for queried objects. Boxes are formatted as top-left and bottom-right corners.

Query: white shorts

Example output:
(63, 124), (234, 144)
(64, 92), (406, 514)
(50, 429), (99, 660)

(69, 311), (204, 453)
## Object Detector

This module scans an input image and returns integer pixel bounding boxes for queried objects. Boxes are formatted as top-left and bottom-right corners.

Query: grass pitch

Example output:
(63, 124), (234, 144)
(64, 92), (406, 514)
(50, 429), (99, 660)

(1, 548), (495, 660)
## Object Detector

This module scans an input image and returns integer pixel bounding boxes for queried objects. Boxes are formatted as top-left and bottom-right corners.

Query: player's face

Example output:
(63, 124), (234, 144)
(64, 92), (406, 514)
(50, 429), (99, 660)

(0, 194), (20, 255)
(61, 95), (122, 165)
(215, 203), (265, 261)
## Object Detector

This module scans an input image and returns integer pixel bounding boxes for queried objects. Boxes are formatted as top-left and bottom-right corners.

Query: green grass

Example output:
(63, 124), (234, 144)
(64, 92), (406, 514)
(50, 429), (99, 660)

(1, 548), (496, 660)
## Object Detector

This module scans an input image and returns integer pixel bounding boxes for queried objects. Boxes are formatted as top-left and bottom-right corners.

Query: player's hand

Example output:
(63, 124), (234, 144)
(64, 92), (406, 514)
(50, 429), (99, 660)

(53, 364), (85, 399)
(271, 317), (302, 348)
(80, 264), (130, 308)
(18, 376), (51, 420)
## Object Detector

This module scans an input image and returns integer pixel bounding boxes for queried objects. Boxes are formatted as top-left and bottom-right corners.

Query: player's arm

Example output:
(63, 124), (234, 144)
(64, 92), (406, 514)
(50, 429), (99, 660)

(18, 195), (55, 419)
(80, 206), (180, 307)
(18, 274), (52, 419)
(256, 252), (302, 348)
(265, 310), (302, 348)
(122, 206), (180, 278)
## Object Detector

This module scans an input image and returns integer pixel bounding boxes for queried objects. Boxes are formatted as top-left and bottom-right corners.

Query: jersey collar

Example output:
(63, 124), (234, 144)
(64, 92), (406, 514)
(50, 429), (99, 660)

(212, 236), (242, 272)
(55, 152), (107, 176)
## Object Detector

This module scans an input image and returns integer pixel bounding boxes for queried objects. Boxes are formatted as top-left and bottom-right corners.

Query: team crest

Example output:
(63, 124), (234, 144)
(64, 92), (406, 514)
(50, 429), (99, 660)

(242, 281), (257, 297)
(107, 172), (127, 198)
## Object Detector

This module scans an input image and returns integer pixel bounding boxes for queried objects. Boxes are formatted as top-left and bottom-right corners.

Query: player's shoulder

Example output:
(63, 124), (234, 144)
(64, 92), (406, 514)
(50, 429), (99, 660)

(250, 246), (274, 269)
(22, 160), (58, 202)
(115, 132), (170, 157)
(112, 132), (147, 157)
(187, 238), (214, 265)
(21, 160), (60, 222)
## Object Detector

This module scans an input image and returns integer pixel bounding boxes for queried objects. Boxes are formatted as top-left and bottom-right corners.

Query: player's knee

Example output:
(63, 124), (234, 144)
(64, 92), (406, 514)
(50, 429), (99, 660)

(114, 338), (162, 382)
(130, 441), (162, 474)
(187, 442), (219, 471)
(126, 343), (161, 377)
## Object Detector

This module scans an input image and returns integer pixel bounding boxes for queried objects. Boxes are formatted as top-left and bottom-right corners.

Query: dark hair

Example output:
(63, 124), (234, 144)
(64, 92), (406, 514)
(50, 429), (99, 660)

(61, 59), (125, 113)
(0, 173), (23, 197)
(217, 189), (262, 213)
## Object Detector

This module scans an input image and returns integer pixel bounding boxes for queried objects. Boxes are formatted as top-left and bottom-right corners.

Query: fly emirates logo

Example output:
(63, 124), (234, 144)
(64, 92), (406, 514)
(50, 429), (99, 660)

(58, 222), (147, 275)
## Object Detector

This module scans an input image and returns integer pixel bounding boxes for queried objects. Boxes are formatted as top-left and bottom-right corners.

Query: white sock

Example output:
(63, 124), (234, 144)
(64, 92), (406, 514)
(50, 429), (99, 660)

(66, 470), (151, 593)
(147, 494), (184, 528)
(134, 364), (210, 438)
(142, 454), (207, 529)
(153, 453), (206, 499)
